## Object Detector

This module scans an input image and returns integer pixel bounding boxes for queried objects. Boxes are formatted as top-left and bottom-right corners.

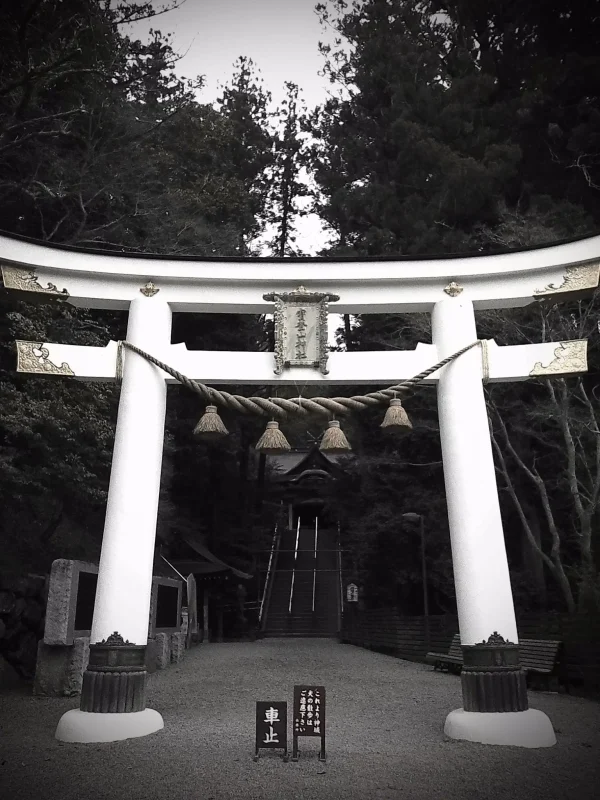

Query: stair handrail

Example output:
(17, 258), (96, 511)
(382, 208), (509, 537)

(259, 519), (281, 628)
(311, 516), (318, 614)
(288, 516), (301, 614)
(337, 520), (343, 634)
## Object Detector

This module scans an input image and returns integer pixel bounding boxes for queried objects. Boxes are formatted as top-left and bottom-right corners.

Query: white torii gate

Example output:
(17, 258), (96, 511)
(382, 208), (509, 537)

(2, 230), (599, 748)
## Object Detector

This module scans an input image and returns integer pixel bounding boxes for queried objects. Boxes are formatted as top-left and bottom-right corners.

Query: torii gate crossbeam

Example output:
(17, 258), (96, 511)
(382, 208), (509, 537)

(2, 230), (599, 749)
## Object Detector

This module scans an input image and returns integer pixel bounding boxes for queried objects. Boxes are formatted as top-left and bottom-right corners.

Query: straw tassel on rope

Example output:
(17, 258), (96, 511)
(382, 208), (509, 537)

(255, 420), (291, 455)
(193, 405), (228, 441)
(320, 419), (352, 453)
(381, 397), (413, 434)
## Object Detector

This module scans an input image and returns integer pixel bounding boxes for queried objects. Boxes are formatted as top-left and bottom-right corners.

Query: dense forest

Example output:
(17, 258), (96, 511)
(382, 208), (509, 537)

(1, 0), (599, 618)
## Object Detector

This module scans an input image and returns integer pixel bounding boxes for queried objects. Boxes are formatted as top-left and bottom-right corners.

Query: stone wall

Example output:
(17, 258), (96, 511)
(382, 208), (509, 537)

(1, 560), (191, 694)
(0, 573), (48, 682)
(31, 559), (187, 697)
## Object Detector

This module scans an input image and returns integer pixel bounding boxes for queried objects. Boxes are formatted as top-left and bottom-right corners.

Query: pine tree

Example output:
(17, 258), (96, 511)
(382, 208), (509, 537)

(266, 82), (311, 257)
(309, 0), (521, 257)
(215, 57), (276, 251)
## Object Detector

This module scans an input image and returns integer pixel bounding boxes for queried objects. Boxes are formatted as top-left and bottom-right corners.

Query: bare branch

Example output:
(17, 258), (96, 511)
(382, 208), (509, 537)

(555, 379), (587, 522)
(113, 0), (188, 26)
(566, 154), (600, 191)
(488, 403), (576, 612)
(1, 108), (85, 135)
(0, 49), (83, 98)
(46, 211), (71, 242)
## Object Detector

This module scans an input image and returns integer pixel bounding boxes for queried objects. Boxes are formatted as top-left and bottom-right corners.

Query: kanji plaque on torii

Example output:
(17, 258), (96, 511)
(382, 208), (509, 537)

(263, 286), (339, 375)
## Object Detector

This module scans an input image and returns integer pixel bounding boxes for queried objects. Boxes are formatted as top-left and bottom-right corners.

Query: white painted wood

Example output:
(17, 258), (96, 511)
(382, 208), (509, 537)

(22, 338), (587, 385)
(90, 296), (171, 645)
(2, 231), (599, 312)
(432, 297), (519, 646)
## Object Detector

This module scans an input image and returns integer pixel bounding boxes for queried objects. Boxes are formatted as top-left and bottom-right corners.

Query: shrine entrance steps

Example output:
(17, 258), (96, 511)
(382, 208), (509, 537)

(262, 525), (340, 638)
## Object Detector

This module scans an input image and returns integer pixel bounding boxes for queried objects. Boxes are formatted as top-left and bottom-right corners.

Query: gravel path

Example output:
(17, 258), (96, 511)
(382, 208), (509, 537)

(1, 638), (599, 800)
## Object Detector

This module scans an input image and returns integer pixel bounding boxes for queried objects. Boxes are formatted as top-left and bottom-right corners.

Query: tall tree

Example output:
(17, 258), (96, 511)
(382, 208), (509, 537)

(0, 0), (201, 248)
(266, 82), (311, 257)
(309, 0), (522, 256)
(426, 0), (600, 222)
(215, 57), (276, 252)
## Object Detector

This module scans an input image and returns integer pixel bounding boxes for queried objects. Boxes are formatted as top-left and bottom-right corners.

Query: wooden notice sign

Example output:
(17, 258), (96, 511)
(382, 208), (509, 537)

(254, 701), (288, 761)
(292, 685), (326, 762)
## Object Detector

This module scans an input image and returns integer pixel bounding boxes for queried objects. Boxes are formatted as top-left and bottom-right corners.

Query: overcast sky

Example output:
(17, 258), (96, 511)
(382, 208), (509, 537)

(129, 0), (341, 254)
(131, 0), (336, 110)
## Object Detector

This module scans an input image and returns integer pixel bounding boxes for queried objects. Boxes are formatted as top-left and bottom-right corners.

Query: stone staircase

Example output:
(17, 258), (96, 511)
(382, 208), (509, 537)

(262, 524), (340, 638)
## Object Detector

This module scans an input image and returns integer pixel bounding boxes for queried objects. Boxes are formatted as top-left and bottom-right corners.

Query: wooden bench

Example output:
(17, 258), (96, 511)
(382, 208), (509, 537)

(426, 635), (568, 691)
(519, 638), (568, 692)
(425, 634), (463, 675)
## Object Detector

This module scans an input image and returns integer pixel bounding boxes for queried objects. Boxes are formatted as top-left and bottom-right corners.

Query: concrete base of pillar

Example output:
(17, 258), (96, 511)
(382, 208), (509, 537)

(444, 708), (556, 748)
(55, 708), (164, 743)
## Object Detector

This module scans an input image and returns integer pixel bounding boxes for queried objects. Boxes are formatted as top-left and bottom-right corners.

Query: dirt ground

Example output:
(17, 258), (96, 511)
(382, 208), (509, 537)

(1, 638), (599, 800)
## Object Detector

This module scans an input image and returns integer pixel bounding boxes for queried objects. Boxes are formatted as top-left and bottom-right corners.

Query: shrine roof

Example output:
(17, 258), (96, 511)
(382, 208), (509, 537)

(170, 533), (253, 580)
(268, 445), (348, 480)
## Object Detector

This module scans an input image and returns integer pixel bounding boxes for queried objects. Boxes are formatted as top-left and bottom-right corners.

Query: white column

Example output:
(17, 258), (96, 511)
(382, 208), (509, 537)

(91, 296), (172, 645)
(432, 297), (518, 645)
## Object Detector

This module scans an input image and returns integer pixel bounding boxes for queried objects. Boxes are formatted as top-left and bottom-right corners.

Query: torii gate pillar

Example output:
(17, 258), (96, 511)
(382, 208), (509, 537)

(433, 297), (555, 746)
(55, 296), (170, 742)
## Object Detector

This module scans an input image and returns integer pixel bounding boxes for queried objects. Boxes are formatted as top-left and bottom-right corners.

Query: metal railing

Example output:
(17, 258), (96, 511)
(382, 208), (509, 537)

(311, 517), (318, 614)
(288, 517), (301, 614)
(258, 521), (280, 626)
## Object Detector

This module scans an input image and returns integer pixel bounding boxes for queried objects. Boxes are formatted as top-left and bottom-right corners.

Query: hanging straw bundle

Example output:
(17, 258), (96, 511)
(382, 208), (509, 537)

(380, 397), (413, 434)
(319, 419), (352, 453)
(255, 420), (291, 454)
(193, 405), (229, 441)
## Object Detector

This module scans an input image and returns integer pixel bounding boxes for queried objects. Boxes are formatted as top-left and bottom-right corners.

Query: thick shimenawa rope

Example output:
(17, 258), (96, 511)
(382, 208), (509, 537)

(117, 339), (482, 419)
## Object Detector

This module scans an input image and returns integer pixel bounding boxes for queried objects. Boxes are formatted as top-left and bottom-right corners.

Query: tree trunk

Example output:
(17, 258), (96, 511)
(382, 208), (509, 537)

(521, 499), (547, 610)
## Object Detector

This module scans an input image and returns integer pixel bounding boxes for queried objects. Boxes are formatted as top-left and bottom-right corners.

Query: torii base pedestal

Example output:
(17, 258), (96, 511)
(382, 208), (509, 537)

(55, 634), (164, 743)
(444, 636), (556, 747)
(444, 708), (556, 748)
(55, 708), (164, 743)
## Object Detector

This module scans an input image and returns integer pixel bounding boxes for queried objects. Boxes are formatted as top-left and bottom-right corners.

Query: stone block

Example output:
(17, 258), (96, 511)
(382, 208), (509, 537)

(44, 560), (98, 646)
(170, 631), (185, 664)
(34, 641), (69, 696)
(65, 637), (90, 695)
(154, 632), (170, 670)
(33, 637), (90, 696)
(145, 638), (157, 674)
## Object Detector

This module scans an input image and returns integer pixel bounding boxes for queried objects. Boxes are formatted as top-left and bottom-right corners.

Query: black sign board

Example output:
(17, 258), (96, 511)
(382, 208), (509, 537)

(292, 685), (326, 762)
(156, 583), (180, 628)
(254, 701), (288, 761)
(74, 571), (98, 632)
